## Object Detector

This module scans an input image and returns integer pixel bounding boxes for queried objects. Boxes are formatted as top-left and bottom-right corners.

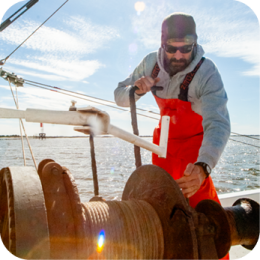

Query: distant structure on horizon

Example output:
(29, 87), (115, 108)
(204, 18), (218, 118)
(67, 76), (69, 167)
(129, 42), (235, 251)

(39, 123), (46, 139)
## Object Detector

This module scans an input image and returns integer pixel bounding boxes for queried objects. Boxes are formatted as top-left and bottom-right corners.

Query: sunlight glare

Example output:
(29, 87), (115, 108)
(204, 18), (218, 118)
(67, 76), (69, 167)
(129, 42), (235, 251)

(97, 230), (105, 253)
(134, 2), (145, 14)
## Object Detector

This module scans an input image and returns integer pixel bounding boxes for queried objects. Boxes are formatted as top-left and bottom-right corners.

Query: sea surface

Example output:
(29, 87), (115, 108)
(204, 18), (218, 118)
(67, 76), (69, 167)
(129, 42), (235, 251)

(0, 136), (259, 202)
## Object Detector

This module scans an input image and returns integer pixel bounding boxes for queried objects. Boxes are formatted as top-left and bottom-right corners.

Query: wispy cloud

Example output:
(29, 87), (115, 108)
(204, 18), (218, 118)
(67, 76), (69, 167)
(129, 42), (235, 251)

(0, 16), (120, 81)
(131, 0), (260, 76)
(8, 56), (104, 81)
(0, 16), (120, 55)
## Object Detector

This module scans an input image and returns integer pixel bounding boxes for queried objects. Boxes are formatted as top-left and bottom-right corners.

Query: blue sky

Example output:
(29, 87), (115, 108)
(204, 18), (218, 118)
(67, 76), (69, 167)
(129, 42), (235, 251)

(0, 0), (259, 137)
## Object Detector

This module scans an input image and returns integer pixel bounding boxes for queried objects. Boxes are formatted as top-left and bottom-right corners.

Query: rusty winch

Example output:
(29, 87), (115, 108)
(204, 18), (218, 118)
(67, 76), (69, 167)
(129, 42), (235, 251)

(0, 160), (259, 259)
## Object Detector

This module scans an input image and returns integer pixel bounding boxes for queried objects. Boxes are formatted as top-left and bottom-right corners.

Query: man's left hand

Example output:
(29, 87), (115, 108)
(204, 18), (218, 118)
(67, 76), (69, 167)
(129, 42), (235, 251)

(176, 163), (207, 198)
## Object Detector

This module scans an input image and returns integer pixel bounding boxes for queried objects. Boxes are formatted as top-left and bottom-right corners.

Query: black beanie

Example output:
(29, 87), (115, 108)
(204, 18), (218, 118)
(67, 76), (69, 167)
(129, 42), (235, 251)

(161, 12), (197, 44)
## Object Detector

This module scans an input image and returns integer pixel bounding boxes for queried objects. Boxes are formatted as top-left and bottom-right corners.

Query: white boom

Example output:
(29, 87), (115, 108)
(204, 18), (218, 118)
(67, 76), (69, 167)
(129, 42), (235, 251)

(0, 106), (169, 158)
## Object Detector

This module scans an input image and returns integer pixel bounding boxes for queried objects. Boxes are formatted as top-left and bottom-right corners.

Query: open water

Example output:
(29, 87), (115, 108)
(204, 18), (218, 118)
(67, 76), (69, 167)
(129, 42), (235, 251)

(0, 136), (259, 202)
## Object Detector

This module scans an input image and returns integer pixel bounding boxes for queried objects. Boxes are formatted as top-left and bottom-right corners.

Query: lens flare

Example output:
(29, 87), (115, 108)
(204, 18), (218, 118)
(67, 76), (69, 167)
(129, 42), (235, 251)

(129, 42), (138, 54)
(110, 167), (115, 174)
(134, 2), (145, 14)
(97, 230), (105, 253)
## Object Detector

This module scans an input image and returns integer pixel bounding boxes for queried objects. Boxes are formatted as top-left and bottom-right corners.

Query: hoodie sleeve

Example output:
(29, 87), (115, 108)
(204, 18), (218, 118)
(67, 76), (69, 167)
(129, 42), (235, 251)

(196, 59), (231, 169)
(114, 52), (157, 107)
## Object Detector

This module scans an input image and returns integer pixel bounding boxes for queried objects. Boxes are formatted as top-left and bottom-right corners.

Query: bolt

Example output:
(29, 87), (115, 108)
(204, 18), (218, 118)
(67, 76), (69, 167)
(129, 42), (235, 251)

(207, 225), (215, 233)
(51, 167), (60, 175)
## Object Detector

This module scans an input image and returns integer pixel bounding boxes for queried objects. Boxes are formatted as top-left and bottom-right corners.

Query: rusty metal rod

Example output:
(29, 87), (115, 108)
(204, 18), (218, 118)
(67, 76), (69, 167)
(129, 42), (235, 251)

(89, 133), (99, 196)
(224, 198), (259, 249)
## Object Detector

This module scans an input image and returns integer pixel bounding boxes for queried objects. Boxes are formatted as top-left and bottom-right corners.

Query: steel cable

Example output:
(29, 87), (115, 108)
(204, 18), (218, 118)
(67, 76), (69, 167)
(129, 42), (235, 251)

(15, 86), (26, 166)
(24, 79), (121, 106)
(229, 138), (260, 149)
(24, 79), (161, 118)
(8, 79), (38, 170)
(231, 133), (259, 141)
(24, 81), (160, 120)
(24, 78), (161, 114)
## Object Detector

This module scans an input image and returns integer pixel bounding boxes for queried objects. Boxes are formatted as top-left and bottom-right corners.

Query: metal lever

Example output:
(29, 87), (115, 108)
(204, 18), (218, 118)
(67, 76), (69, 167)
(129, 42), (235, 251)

(134, 85), (164, 92)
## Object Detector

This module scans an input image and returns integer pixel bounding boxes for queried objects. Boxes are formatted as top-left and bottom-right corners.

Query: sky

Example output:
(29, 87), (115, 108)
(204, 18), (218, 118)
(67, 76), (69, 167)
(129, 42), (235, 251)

(0, 0), (259, 139)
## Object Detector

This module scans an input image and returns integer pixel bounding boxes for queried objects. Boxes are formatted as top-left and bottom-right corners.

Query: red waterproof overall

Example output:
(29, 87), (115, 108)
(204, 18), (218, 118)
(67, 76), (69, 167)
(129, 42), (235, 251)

(151, 60), (229, 259)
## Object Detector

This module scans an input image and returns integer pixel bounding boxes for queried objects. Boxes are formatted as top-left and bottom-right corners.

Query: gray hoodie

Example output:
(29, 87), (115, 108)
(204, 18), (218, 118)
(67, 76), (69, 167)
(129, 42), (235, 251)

(114, 44), (230, 170)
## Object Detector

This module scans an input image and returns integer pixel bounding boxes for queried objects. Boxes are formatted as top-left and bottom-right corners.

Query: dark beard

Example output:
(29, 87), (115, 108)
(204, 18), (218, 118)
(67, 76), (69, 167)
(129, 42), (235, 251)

(164, 56), (191, 77)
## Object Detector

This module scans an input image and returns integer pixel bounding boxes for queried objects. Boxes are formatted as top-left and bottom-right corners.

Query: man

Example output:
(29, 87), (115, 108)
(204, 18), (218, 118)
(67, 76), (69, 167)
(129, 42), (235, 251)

(114, 13), (230, 209)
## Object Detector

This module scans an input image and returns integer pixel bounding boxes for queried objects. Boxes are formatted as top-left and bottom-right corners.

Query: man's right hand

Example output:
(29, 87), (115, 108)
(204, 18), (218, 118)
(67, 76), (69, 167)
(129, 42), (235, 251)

(134, 76), (160, 95)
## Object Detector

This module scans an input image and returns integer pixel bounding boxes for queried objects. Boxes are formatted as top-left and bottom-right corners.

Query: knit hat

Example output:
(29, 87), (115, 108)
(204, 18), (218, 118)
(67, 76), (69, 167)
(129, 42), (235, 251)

(161, 12), (197, 44)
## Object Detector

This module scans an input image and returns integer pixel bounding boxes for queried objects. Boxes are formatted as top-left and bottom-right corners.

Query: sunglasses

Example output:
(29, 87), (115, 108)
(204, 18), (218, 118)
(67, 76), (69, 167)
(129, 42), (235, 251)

(162, 43), (195, 54)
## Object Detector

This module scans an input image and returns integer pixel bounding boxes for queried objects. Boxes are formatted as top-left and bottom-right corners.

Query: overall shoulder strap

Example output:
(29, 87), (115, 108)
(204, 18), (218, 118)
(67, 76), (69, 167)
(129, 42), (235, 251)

(151, 62), (160, 96)
(178, 57), (205, 101)
(151, 62), (160, 79)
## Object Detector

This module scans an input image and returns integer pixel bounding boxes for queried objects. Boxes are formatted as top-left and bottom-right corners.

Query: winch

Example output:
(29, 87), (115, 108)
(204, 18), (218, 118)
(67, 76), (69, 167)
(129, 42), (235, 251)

(0, 160), (259, 259)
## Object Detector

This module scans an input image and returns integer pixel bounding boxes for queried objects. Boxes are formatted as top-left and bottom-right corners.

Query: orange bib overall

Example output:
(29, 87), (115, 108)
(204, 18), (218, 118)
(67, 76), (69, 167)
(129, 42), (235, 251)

(152, 95), (220, 208)
(151, 60), (229, 259)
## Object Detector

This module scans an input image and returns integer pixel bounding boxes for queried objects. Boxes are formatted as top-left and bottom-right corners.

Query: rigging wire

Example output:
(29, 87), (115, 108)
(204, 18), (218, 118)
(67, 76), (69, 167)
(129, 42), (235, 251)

(8, 79), (38, 170)
(15, 86), (26, 166)
(0, 0), (69, 66)
(231, 132), (259, 141)
(229, 138), (260, 149)
(24, 82), (160, 121)
(24, 79), (160, 114)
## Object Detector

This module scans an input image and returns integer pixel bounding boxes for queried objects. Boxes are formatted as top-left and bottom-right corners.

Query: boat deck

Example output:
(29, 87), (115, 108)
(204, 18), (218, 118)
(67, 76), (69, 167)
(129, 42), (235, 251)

(230, 245), (252, 259)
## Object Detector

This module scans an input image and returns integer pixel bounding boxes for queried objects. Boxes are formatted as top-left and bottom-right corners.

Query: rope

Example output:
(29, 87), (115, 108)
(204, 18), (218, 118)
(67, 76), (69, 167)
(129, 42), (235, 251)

(129, 86), (142, 169)
(8, 79), (38, 170)
(0, 0), (69, 66)
(15, 86), (26, 166)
